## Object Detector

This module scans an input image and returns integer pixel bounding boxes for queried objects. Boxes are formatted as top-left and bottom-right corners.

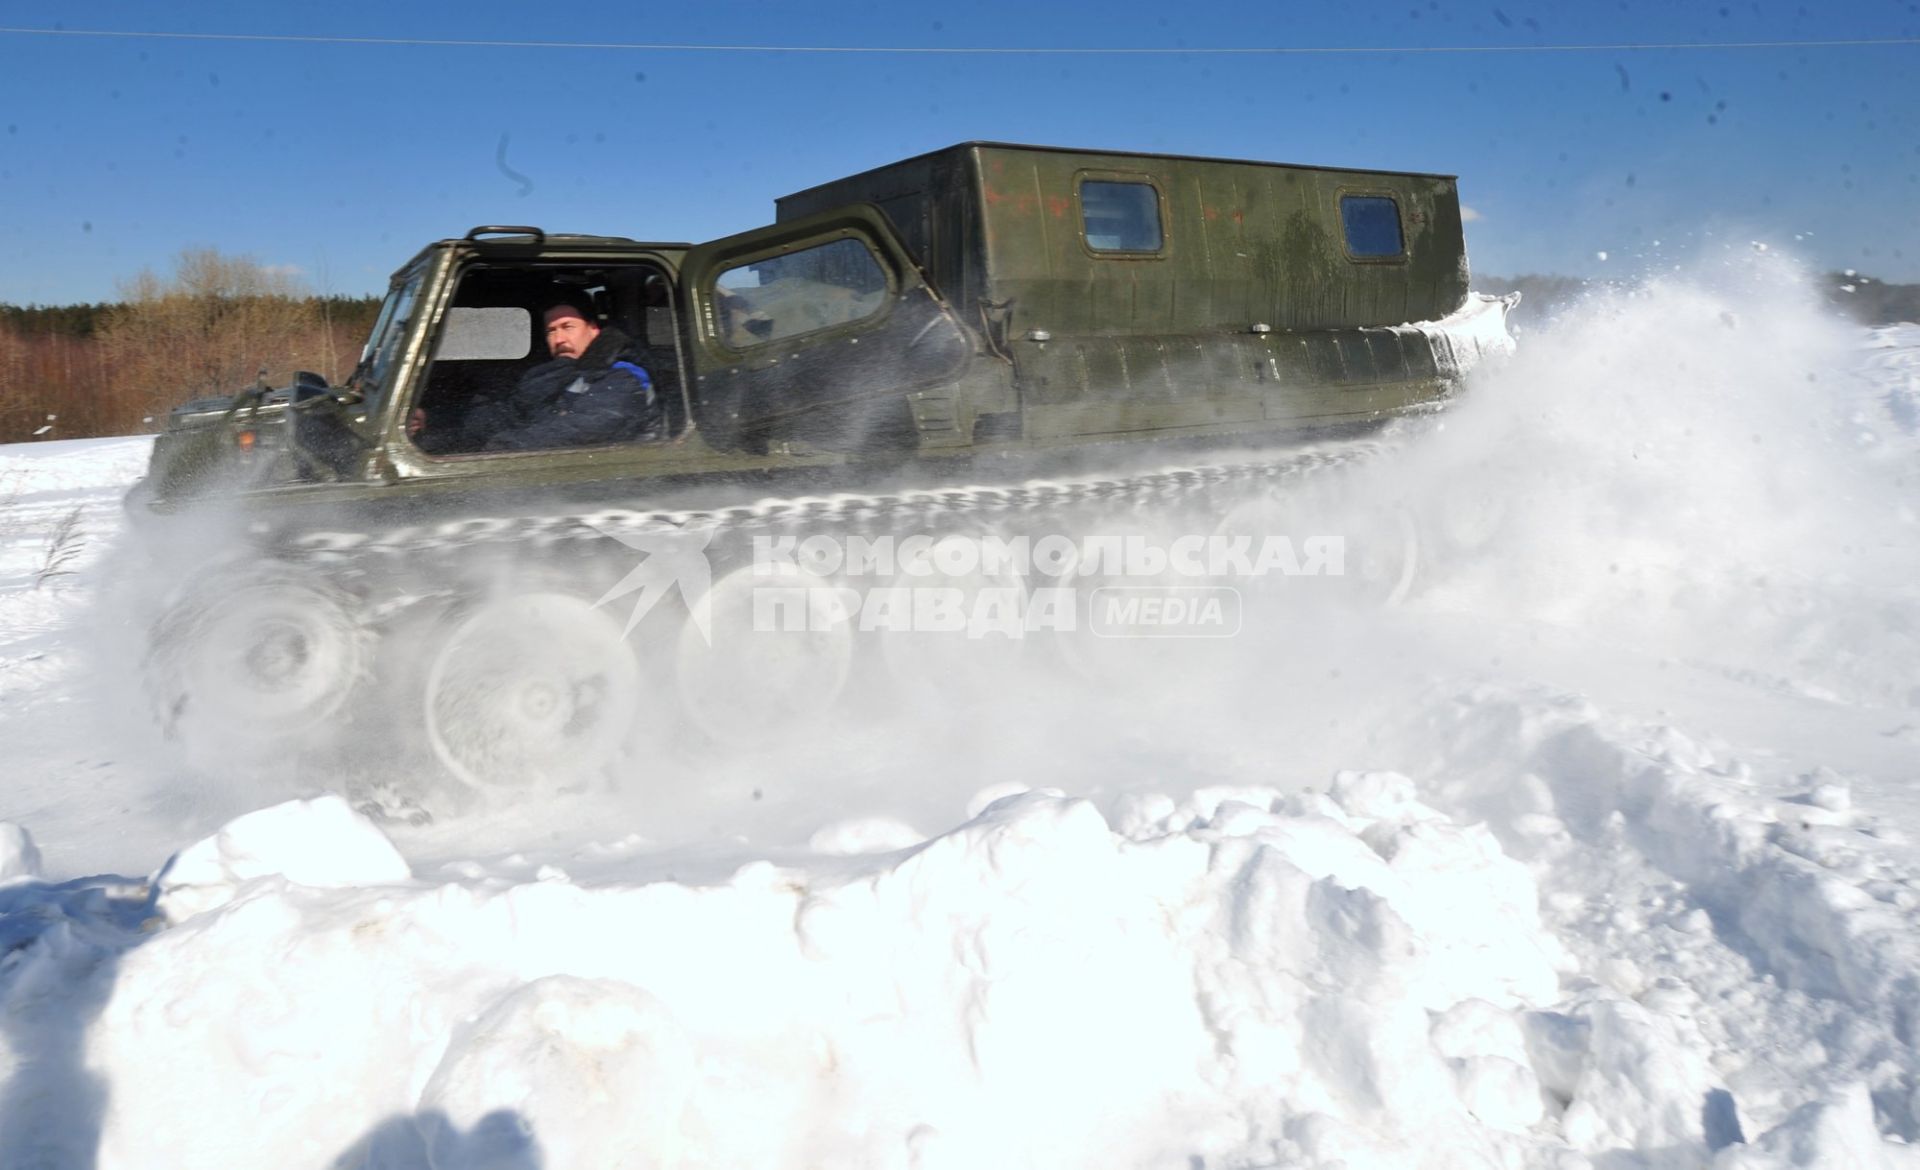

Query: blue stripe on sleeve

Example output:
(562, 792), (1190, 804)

(611, 361), (653, 392)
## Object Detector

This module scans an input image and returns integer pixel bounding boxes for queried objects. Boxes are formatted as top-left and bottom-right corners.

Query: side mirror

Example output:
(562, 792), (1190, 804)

(292, 370), (350, 405)
(291, 371), (357, 412)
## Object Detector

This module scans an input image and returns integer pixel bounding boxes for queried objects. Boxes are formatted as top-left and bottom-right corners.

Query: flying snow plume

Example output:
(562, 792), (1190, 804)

(397, 254), (1920, 855)
(1365, 253), (1919, 705)
(83, 495), (334, 826)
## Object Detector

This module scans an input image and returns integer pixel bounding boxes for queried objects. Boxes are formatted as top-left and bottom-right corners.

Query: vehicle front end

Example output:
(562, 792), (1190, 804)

(125, 387), (302, 515)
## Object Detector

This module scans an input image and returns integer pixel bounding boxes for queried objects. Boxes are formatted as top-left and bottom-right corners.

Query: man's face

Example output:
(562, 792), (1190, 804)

(544, 305), (601, 360)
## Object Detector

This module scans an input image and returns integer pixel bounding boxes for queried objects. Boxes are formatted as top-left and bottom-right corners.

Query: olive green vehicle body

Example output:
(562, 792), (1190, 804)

(130, 142), (1505, 528)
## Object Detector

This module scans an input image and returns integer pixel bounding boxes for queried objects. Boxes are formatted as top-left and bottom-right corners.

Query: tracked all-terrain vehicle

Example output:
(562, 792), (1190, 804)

(126, 142), (1516, 802)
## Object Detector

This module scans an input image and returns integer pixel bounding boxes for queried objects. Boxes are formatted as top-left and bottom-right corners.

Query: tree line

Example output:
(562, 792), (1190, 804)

(3, 251), (1917, 445)
(1, 295), (381, 340)
(0, 250), (380, 444)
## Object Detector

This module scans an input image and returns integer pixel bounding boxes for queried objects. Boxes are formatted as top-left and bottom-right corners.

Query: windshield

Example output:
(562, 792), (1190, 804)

(349, 263), (427, 414)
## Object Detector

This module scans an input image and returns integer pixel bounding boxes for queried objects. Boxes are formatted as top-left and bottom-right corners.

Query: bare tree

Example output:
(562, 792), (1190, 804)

(98, 249), (328, 421)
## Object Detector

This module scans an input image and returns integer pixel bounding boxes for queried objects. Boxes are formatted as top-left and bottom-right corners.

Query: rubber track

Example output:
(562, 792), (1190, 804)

(288, 438), (1394, 564)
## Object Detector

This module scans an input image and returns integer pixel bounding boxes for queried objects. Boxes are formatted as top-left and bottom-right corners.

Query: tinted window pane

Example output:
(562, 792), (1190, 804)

(714, 237), (889, 347)
(1341, 196), (1404, 257)
(1081, 181), (1163, 252)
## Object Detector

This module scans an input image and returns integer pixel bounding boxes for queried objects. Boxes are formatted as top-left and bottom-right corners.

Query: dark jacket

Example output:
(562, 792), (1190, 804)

(480, 326), (662, 451)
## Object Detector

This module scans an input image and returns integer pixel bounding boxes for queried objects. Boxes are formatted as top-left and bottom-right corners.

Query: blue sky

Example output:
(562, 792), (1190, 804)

(0, 1), (1914, 305)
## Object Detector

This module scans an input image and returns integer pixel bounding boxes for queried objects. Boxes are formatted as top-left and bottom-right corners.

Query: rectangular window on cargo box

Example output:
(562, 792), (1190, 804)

(1081, 181), (1163, 253)
(1341, 195), (1404, 258)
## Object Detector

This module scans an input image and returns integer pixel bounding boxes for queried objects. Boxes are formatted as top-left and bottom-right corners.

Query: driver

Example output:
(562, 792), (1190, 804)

(476, 301), (663, 450)
(411, 300), (662, 453)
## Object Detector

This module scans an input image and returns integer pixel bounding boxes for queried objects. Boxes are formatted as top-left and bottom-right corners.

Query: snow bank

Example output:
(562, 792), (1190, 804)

(1426, 688), (1920, 1169)
(73, 785), (1569, 1169)
(1718, 1083), (1913, 1170)
(153, 794), (412, 920)
(0, 435), (153, 498)
(81, 752), (1912, 1168)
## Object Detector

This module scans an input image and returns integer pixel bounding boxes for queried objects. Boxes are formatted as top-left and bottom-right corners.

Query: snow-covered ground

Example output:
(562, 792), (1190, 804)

(2, 265), (1918, 1168)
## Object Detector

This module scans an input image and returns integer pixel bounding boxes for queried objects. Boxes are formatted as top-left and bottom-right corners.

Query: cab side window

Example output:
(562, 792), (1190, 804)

(411, 263), (677, 456)
(713, 237), (890, 349)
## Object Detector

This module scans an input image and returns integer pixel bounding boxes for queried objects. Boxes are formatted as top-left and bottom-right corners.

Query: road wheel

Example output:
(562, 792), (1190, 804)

(423, 592), (642, 794)
(672, 560), (855, 748)
(146, 562), (370, 754)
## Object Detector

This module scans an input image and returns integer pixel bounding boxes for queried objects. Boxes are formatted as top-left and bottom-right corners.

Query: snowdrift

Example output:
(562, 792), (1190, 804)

(86, 782), (1563, 1168)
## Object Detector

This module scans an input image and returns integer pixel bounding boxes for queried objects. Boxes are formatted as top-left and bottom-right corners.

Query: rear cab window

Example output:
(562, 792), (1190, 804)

(1340, 194), (1406, 259)
(1079, 178), (1165, 255)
